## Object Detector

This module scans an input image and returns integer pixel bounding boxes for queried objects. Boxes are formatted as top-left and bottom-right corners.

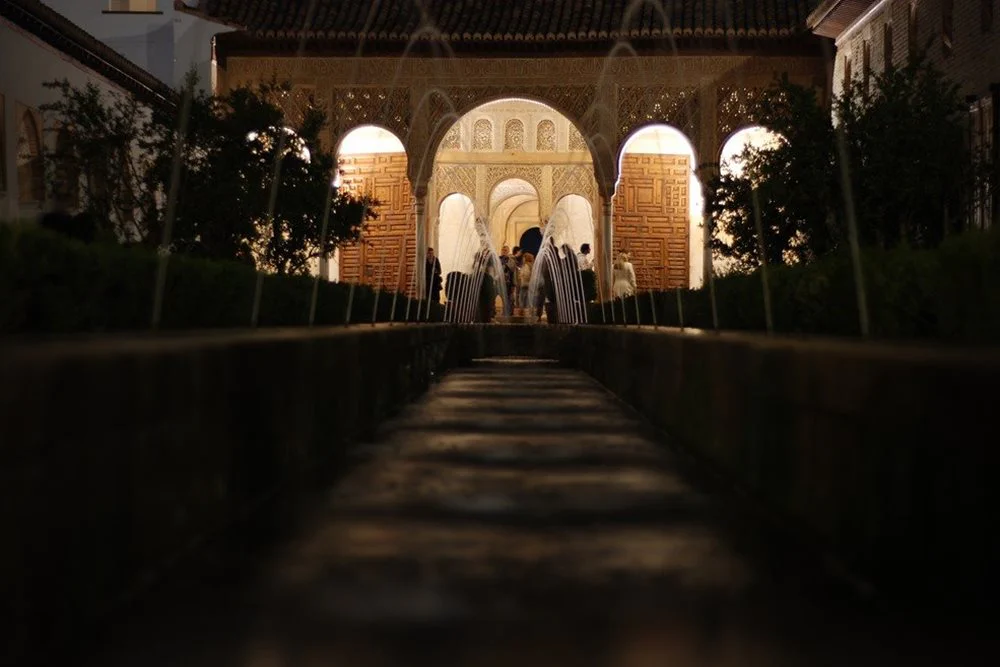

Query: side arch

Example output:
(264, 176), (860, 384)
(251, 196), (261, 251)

(335, 125), (413, 290)
(614, 123), (704, 289)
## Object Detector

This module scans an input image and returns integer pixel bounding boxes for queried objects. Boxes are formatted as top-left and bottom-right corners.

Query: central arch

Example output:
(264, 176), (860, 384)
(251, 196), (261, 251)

(431, 98), (599, 319)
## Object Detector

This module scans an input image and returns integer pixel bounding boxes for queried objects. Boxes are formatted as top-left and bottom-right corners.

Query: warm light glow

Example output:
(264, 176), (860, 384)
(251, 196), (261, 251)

(338, 125), (406, 155)
(619, 125), (704, 288)
(438, 193), (478, 286)
(246, 126), (311, 163)
(549, 195), (594, 251)
(719, 126), (783, 179)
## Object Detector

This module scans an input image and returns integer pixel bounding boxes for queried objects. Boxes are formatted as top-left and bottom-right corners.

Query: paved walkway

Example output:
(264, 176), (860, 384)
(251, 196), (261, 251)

(81, 360), (989, 667)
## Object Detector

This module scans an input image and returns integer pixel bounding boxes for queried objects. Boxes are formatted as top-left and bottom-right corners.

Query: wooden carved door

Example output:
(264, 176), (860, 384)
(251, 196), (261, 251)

(613, 154), (690, 290)
(338, 153), (415, 292)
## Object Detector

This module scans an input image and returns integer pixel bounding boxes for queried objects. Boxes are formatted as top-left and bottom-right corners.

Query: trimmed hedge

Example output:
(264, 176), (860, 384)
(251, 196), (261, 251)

(0, 223), (442, 334)
(591, 229), (1000, 343)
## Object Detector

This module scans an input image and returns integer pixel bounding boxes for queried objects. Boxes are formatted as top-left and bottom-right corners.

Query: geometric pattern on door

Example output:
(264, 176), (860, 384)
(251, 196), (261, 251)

(613, 153), (690, 290)
(338, 153), (415, 293)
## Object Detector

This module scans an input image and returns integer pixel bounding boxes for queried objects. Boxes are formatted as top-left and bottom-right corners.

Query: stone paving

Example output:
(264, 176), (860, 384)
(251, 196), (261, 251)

(80, 359), (991, 667)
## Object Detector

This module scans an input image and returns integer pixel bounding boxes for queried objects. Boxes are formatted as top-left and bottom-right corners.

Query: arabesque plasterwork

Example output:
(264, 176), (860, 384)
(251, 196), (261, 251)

(222, 52), (825, 191)
(433, 164), (477, 204)
(552, 165), (597, 203)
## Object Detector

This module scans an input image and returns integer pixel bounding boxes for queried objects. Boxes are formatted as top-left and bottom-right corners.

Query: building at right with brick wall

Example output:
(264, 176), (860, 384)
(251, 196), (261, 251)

(809, 0), (999, 229)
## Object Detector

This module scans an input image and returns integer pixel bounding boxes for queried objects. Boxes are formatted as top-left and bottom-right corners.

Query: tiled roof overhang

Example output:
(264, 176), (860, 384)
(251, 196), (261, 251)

(807, 0), (877, 39)
(1, 0), (176, 108)
(177, 0), (822, 49)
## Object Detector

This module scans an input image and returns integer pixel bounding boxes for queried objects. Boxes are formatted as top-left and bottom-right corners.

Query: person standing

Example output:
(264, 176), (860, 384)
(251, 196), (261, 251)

(499, 244), (517, 316)
(517, 252), (534, 315)
(612, 252), (637, 299)
(425, 247), (442, 303)
(577, 243), (597, 302)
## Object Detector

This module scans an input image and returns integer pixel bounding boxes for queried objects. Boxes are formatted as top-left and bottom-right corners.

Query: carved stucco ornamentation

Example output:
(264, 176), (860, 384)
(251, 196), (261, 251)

(485, 165), (542, 197)
(225, 56), (819, 89)
(428, 86), (597, 141)
(473, 119), (493, 150)
(441, 124), (461, 150)
(490, 178), (537, 211)
(568, 125), (588, 151)
(504, 119), (525, 151)
(277, 85), (316, 128)
(716, 86), (772, 139)
(552, 165), (597, 202)
(536, 120), (556, 151)
(434, 164), (476, 203)
(330, 87), (411, 140)
(618, 86), (699, 145)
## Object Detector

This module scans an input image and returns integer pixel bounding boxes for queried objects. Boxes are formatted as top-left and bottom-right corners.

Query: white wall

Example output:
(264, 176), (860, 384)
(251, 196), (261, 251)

(618, 125), (705, 288)
(830, 0), (1000, 102)
(0, 17), (128, 221)
(549, 194), (594, 252)
(438, 193), (477, 284)
(41, 1), (231, 90)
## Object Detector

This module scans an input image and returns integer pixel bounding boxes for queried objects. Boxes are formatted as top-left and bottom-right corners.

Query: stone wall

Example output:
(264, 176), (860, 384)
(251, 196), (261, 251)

(832, 0), (1000, 102)
(566, 326), (1000, 606)
(0, 325), (451, 666)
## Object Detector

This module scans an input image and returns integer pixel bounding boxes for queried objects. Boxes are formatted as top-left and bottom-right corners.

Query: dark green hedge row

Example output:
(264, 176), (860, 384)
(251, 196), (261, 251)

(591, 229), (1000, 343)
(0, 224), (442, 334)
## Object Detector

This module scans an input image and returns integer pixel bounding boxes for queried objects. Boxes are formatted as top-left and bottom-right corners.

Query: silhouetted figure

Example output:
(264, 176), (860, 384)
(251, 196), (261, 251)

(425, 247), (442, 303)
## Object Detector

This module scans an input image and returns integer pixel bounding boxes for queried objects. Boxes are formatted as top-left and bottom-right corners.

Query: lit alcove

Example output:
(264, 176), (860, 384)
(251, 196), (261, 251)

(330, 125), (408, 286)
(489, 177), (539, 253)
(715, 125), (785, 273)
(548, 194), (594, 257)
(432, 96), (597, 296)
(616, 125), (703, 289)
(437, 192), (477, 301)
(719, 125), (783, 178)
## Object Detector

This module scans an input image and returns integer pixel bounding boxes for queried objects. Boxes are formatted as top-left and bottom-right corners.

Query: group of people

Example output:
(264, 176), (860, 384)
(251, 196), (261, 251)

(423, 242), (637, 321)
(498, 242), (596, 319)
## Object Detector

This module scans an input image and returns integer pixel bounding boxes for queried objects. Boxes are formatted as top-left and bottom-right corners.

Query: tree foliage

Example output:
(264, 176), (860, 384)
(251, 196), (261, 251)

(707, 56), (981, 272)
(42, 74), (377, 275)
(41, 80), (157, 242)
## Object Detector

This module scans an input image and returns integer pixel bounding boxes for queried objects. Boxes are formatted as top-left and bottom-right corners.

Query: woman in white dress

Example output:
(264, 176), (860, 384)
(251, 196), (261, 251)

(612, 252), (637, 298)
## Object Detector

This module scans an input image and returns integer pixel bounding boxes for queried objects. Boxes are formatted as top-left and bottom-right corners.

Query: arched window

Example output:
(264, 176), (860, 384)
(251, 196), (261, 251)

(569, 125), (587, 151)
(862, 41), (871, 91)
(17, 111), (43, 204)
(942, 0), (954, 56)
(473, 119), (493, 151)
(908, 3), (919, 62)
(536, 119), (556, 151)
(883, 23), (894, 69)
(504, 118), (525, 151)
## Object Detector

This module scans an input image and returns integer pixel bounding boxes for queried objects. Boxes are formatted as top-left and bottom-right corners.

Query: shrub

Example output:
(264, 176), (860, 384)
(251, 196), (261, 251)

(590, 230), (1000, 343)
(0, 223), (441, 335)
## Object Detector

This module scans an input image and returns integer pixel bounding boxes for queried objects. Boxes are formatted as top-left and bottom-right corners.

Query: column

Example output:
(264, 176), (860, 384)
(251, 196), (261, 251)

(600, 195), (614, 297)
(697, 164), (719, 287)
(414, 189), (428, 299)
